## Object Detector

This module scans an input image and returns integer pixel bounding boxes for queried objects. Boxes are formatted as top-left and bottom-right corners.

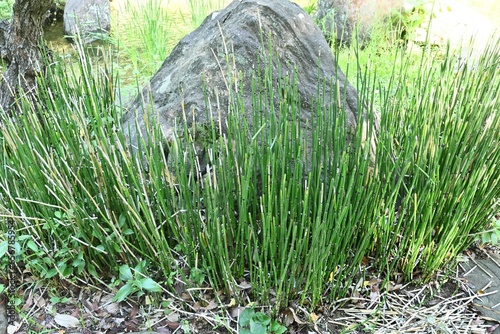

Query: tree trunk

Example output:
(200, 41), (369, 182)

(0, 0), (53, 115)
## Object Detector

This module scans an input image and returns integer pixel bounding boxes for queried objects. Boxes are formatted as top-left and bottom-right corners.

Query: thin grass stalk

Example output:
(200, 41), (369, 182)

(375, 40), (500, 280)
(120, 0), (171, 78)
(0, 42), (182, 283)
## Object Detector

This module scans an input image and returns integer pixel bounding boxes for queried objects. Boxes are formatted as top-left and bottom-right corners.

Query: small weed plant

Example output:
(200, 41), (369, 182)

(239, 307), (287, 334)
(113, 261), (163, 302)
(481, 216), (500, 245)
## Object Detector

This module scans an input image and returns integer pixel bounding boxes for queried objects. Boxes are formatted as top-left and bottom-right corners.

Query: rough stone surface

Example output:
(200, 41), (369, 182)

(461, 252), (500, 327)
(316, 0), (404, 46)
(121, 0), (373, 170)
(63, 0), (110, 44)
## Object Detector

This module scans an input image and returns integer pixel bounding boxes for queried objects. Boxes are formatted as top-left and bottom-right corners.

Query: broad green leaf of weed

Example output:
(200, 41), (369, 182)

(253, 312), (271, 326)
(45, 268), (58, 279)
(26, 240), (39, 252)
(119, 264), (133, 281)
(140, 277), (162, 292)
(71, 252), (85, 274)
(0, 240), (7, 257)
(250, 321), (267, 334)
(491, 231), (498, 245)
(270, 321), (287, 334)
(114, 282), (135, 302)
(239, 308), (255, 327)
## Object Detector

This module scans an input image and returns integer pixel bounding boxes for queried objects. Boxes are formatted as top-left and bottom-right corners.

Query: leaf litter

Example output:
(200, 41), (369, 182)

(1, 245), (499, 334)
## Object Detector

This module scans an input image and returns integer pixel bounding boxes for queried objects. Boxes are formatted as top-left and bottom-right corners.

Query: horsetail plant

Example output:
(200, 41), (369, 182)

(1, 13), (499, 317)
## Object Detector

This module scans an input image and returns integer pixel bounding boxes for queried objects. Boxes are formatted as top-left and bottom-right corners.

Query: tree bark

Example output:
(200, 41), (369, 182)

(0, 0), (53, 115)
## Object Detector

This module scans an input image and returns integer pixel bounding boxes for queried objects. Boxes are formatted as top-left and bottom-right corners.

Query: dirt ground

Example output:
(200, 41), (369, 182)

(1, 247), (498, 333)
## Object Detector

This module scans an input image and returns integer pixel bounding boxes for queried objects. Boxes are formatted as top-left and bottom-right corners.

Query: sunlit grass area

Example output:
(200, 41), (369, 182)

(109, 0), (315, 86)
(466, 0), (500, 24)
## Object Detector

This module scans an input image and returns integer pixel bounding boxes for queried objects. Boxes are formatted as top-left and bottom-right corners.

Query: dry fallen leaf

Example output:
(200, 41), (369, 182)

(238, 281), (252, 289)
(227, 298), (237, 307)
(165, 321), (180, 329)
(230, 306), (245, 318)
(34, 293), (47, 309)
(388, 282), (403, 291)
(54, 313), (80, 328)
(487, 323), (499, 332)
(145, 295), (154, 305)
(166, 312), (180, 322)
(7, 322), (22, 334)
(201, 299), (218, 310)
(104, 301), (119, 313)
(310, 312), (319, 323)
(369, 290), (380, 302)
(82, 299), (98, 313)
(282, 308), (295, 327)
(129, 304), (139, 318)
(287, 307), (307, 324)
(364, 277), (380, 287)
(93, 291), (104, 303)
(329, 266), (339, 282)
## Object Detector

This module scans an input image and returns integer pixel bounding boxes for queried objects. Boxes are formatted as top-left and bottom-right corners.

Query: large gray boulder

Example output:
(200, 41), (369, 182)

(63, 0), (110, 44)
(121, 0), (375, 170)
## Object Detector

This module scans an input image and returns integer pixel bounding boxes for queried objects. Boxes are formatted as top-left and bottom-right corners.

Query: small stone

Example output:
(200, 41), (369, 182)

(63, 0), (111, 44)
